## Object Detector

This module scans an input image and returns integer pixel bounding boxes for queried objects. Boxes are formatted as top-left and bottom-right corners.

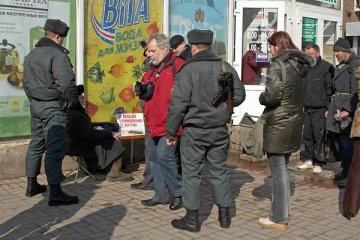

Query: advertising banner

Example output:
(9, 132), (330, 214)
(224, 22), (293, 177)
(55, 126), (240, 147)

(85, 0), (163, 123)
(0, 0), (49, 138)
(0, 0), (76, 138)
(169, 0), (228, 59)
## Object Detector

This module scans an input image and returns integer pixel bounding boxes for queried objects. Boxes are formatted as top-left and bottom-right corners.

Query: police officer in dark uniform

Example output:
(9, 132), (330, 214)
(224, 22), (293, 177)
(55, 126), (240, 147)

(23, 19), (79, 206)
(166, 29), (246, 232)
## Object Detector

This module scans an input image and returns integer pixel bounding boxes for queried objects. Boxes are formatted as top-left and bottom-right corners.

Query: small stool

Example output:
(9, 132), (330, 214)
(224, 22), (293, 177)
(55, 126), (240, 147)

(66, 156), (97, 183)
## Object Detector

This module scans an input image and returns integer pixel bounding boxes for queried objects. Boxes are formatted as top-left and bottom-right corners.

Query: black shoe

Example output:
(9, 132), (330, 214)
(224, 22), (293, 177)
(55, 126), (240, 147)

(171, 209), (201, 232)
(169, 197), (183, 211)
(141, 198), (168, 207)
(218, 206), (231, 228)
(333, 170), (348, 181)
(343, 212), (356, 220)
(26, 177), (47, 197)
(131, 182), (154, 190)
(48, 184), (79, 206)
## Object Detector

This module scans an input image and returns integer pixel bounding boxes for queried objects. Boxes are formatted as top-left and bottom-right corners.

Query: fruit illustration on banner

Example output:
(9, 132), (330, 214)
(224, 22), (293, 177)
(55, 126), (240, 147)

(88, 62), (105, 83)
(113, 106), (125, 115)
(118, 86), (135, 102)
(108, 64), (123, 78)
(86, 101), (98, 117)
(126, 55), (134, 63)
(100, 87), (115, 104)
(147, 22), (159, 34)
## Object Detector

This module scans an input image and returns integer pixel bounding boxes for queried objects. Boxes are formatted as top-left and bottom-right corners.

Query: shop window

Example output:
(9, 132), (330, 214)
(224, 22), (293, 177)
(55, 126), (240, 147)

(323, 20), (337, 65)
(242, 8), (277, 85)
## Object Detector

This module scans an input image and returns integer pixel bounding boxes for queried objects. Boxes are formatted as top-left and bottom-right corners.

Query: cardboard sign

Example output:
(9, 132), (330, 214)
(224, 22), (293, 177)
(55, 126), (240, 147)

(116, 113), (145, 136)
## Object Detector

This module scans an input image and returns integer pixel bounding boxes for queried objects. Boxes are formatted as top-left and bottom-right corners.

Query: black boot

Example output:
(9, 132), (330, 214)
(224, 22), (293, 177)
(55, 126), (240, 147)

(333, 169), (348, 181)
(218, 206), (231, 228)
(48, 184), (79, 206)
(26, 177), (47, 197)
(171, 209), (200, 232)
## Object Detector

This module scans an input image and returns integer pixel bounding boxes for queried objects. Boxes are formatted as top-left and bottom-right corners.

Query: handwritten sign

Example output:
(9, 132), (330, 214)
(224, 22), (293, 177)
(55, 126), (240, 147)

(116, 113), (145, 135)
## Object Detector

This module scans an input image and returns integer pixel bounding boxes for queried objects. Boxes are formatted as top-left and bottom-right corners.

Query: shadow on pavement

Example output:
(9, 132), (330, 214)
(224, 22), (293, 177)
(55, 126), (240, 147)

(0, 177), (125, 240)
(252, 174), (296, 200)
(198, 165), (255, 224)
(44, 204), (127, 240)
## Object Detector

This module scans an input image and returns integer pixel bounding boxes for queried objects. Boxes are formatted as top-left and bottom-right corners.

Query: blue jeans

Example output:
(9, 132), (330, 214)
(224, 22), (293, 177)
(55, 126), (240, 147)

(141, 128), (153, 187)
(268, 153), (291, 224)
(148, 136), (182, 202)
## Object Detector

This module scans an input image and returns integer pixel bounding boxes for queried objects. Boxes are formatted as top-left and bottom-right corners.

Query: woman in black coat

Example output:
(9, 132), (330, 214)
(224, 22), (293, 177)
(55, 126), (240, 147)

(258, 31), (314, 231)
(66, 86), (133, 182)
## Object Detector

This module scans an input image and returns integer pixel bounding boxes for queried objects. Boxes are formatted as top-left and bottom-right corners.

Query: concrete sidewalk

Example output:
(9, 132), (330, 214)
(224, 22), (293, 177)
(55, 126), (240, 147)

(0, 158), (359, 240)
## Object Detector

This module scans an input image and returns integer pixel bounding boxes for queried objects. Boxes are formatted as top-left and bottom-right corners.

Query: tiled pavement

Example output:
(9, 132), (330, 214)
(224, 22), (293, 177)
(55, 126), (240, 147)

(0, 156), (359, 240)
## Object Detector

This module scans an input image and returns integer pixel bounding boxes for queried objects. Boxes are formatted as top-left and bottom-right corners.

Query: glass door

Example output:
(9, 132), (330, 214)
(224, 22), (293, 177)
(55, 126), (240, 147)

(233, 1), (285, 124)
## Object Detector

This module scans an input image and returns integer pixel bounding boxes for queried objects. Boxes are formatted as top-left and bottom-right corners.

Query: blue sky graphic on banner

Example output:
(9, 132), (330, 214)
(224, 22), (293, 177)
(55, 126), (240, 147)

(169, 0), (228, 59)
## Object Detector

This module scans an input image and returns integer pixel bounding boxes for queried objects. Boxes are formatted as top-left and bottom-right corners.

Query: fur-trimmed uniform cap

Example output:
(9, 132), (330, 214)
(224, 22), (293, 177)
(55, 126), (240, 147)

(333, 38), (351, 52)
(170, 35), (185, 49)
(44, 19), (70, 37)
(187, 29), (213, 45)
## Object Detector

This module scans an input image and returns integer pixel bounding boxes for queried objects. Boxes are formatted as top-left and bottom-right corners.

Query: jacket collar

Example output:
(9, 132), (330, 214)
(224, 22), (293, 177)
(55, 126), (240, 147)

(185, 50), (221, 64)
(334, 52), (360, 80)
(35, 37), (70, 54)
(272, 49), (315, 67)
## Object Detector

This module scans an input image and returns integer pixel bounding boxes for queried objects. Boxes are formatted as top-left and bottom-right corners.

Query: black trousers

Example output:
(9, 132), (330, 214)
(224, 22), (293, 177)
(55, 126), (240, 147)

(303, 108), (326, 165)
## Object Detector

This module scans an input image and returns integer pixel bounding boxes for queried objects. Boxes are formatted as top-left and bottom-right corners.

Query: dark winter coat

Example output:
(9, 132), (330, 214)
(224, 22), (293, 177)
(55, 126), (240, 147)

(304, 56), (334, 109)
(350, 56), (360, 138)
(326, 52), (360, 133)
(66, 106), (125, 169)
(167, 50), (246, 137)
(260, 49), (315, 154)
(24, 37), (78, 106)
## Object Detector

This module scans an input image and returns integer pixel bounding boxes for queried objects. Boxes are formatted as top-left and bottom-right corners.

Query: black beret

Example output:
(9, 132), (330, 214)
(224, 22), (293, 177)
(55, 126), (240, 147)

(187, 29), (213, 45)
(170, 35), (185, 49)
(44, 19), (69, 37)
(333, 38), (351, 52)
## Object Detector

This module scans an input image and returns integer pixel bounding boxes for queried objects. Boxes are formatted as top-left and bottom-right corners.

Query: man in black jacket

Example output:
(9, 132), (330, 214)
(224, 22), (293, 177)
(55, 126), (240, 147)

(298, 43), (334, 174)
(169, 34), (192, 60)
(23, 19), (79, 206)
(326, 38), (360, 187)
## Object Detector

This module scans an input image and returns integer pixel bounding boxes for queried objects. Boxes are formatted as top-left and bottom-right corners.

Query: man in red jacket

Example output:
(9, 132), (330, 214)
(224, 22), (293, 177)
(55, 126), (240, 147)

(135, 33), (184, 211)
